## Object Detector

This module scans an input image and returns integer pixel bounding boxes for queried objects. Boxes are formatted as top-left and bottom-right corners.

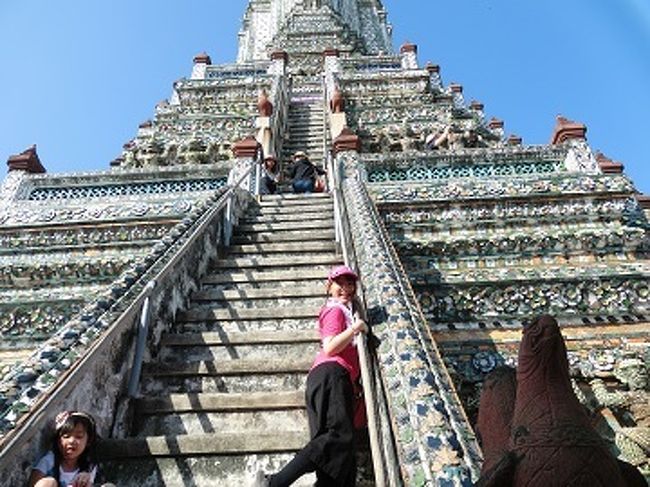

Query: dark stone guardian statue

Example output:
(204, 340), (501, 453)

(476, 315), (645, 487)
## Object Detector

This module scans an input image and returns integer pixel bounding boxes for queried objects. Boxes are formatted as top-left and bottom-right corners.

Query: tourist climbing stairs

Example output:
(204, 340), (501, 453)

(100, 193), (373, 486)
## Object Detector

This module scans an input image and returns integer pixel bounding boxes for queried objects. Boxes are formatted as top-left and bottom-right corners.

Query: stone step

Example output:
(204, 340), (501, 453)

(288, 120), (323, 127)
(245, 203), (331, 213)
(240, 213), (333, 225)
(255, 201), (332, 211)
(246, 202), (332, 215)
(286, 123), (325, 129)
(174, 317), (319, 335)
(231, 229), (335, 244)
(187, 296), (324, 311)
(239, 207), (334, 220)
(284, 130), (323, 137)
(228, 241), (336, 256)
(259, 193), (330, 202)
(284, 132), (323, 139)
(102, 453), (374, 487)
(192, 285), (325, 301)
(284, 140), (322, 147)
(202, 268), (332, 285)
(160, 329), (318, 347)
(178, 305), (319, 322)
(213, 254), (339, 270)
(140, 369), (307, 395)
(287, 129), (324, 137)
(100, 453), (317, 487)
(136, 390), (305, 414)
(143, 357), (312, 378)
(285, 127), (325, 133)
(262, 193), (329, 200)
(158, 341), (320, 364)
(101, 430), (308, 459)
(237, 220), (334, 233)
(134, 409), (308, 438)
(288, 108), (322, 113)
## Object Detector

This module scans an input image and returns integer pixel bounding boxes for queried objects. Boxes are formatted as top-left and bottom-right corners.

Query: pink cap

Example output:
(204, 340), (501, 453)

(328, 265), (358, 282)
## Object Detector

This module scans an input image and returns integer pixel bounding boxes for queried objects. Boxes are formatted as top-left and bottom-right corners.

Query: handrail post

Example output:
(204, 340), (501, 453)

(127, 280), (157, 398)
(224, 196), (233, 247)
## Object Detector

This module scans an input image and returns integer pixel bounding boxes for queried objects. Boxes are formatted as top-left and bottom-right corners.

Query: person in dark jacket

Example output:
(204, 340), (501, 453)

(290, 151), (325, 193)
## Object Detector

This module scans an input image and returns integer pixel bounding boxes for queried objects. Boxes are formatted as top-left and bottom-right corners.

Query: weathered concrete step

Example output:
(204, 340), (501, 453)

(143, 358), (312, 377)
(241, 212), (333, 224)
(286, 131), (324, 138)
(288, 120), (323, 126)
(192, 284), (325, 301)
(136, 390), (305, 414)
(284, 139), (323, 146)
(284, 133), (323, 139)
(260, 193), (330, 201)
(159, 342), (319, 363)
(228, 241), (336, 255)
(254, 201), (329, 211)
(213, 254), (339, 270)
(237, 219), (334, 233)
(135, 409), (308, 437)
(188, 296), (324, 312)
(174, 317), (319, 334)
(141, 370), (307, 394)
(284, 146), (324, 153)
(257, 197), (330, 206)
(288, 113), (323, 118)
(101, 430), (308, 459)
(161, 330), (318, 347)
(179, 305), (318, 322)
(231, 229), (335, 244)
(202, 268), (332, 285)
(100, 453), (317, 487)
(288, 111), (323, 116)
(246, 201), (332, 213)
(247, 201), (332, 213)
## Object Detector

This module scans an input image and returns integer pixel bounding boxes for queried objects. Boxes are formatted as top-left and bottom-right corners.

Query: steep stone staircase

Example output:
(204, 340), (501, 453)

(282, 78), (326, 170)
(101, 193), (373, 486)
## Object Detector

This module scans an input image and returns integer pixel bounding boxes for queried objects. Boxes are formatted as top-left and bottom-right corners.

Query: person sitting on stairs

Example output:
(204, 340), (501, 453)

(290, 151), (325, 193)
(29, 411), (116, 487)
(260, 155), (280, 195)
(255, 265), (368, 487)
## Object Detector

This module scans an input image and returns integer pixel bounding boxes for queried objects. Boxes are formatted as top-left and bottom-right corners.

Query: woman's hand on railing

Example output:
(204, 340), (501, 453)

(352, 317), (368, 336)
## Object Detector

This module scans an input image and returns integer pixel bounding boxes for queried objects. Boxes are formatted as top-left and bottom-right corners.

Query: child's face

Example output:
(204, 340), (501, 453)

(58, 423), (89, 465)
(329, 276), (356, 304)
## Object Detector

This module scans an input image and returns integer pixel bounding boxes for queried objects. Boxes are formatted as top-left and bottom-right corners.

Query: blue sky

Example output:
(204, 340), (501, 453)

(0, 0), (648, 193)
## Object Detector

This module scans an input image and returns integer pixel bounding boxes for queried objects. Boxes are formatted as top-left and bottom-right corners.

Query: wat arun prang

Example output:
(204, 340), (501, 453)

(0, 0), (648, 483)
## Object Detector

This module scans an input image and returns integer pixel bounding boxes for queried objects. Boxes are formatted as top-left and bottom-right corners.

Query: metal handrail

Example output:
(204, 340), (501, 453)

(121, 159), (257, 394)
(327, 153), (400, 486)
(322, 74), (330, 173)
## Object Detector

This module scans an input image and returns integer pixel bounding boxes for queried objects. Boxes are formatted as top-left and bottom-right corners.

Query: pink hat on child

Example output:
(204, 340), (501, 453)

(328, 265), (358, 283)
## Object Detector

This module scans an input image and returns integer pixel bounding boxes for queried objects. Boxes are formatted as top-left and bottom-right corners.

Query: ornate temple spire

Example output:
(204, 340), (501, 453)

(237, 0), (393, 62)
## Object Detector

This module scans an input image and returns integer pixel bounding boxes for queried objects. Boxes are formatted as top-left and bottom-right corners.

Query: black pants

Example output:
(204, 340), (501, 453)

(270, 362), (356, 487)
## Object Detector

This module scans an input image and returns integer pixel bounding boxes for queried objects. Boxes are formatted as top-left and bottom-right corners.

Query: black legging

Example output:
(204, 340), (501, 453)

(269, 362), (356, 487)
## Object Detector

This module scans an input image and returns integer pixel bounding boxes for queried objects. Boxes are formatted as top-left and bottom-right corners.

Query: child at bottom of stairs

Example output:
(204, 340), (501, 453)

(255, 265), (368, 487)
(29, 410), (116, 487)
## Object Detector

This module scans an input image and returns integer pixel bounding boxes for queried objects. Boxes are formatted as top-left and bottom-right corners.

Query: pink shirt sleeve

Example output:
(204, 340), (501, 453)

(319, 307), (346, 339)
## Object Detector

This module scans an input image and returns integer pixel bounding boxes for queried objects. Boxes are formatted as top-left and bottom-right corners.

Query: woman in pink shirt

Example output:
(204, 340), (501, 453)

(256, 265), (367, 487)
